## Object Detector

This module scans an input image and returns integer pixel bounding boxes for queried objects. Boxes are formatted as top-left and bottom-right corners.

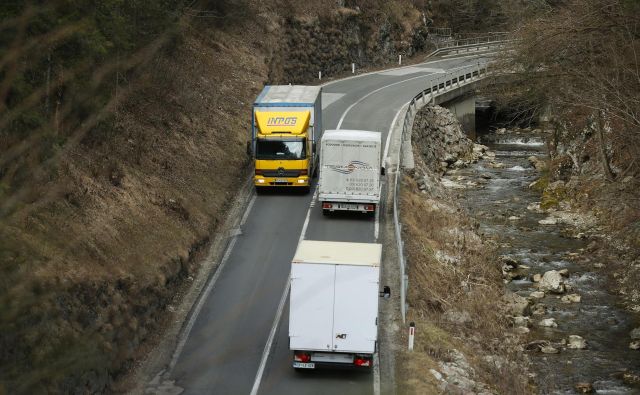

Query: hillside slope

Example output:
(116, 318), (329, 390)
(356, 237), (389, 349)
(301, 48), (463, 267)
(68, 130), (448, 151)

(0, 1), (433, 392)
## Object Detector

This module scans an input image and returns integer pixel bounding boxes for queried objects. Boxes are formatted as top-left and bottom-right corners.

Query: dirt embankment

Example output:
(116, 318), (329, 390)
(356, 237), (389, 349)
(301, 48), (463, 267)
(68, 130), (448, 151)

(396, 106), (531, 394)
(0, 2), (433, 393)
(531, 115), (640, 313)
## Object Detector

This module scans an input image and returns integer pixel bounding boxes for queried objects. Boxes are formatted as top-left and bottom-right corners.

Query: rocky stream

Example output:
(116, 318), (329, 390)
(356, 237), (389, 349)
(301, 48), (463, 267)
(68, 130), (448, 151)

(443, 127), (640, 394)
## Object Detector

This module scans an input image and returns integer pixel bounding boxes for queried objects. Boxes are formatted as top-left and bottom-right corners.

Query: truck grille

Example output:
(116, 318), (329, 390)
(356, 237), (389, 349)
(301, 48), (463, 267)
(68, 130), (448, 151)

(262, 170), (301, 178)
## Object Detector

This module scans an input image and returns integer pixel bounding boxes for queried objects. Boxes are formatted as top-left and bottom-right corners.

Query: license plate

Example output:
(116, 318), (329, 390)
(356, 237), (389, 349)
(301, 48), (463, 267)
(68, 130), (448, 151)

(293, 362), (315, 369)
(275, 178), (287, 183)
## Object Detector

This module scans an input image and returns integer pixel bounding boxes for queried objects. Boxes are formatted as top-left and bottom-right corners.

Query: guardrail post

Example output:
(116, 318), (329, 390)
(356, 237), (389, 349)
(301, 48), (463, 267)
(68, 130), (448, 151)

(352, 63), (355, 74)
(318, 71), (322, 80)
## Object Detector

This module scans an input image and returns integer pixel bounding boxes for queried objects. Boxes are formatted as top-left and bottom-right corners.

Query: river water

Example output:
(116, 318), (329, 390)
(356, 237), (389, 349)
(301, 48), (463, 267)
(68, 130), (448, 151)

(444, 129), (640, 394)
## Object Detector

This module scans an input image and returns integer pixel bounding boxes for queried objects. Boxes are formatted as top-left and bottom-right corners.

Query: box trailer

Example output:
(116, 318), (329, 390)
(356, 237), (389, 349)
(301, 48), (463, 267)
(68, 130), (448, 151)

(318, 130), (382, 215)
(289, 240), (386, 370)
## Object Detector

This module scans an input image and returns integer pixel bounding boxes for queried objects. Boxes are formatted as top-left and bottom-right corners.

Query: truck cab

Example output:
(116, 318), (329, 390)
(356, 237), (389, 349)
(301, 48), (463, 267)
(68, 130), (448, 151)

(251, 86), (322, 193)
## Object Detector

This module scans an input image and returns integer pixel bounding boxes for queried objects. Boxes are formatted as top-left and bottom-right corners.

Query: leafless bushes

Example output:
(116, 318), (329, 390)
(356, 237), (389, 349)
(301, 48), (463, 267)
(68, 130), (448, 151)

(492, 0), (640, 177)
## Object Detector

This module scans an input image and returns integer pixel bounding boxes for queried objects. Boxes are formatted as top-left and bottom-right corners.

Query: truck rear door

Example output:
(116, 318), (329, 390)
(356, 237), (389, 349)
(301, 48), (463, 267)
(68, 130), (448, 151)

(289, 263), (335, 351)
(332, 265), (379, 353)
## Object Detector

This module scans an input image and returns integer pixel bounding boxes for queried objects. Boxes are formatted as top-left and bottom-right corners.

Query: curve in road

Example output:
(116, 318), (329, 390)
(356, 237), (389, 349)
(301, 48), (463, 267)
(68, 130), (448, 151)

(157, 54), (491, 395)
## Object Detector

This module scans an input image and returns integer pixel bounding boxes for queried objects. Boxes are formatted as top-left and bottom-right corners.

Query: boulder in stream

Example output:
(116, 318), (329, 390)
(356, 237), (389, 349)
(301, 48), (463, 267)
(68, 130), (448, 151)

(539, 217), (558, 225)
(529, 291), (545, 299)
(540, 345), (559, 354)
(539, 270), (566, 293)
(538, 318), (558, 328)
(630, 327), (640, 340)
(630, 340), (640, 350)
(567, 335), (587, 349)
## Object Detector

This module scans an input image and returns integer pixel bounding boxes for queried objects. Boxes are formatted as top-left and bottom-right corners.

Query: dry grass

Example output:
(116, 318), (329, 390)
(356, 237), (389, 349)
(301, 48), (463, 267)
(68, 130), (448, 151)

(396, 174), (532, 394)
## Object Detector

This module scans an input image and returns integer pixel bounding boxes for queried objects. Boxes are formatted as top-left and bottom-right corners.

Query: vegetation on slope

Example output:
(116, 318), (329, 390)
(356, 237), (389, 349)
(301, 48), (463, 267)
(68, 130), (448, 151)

(0, 0), (442, 392)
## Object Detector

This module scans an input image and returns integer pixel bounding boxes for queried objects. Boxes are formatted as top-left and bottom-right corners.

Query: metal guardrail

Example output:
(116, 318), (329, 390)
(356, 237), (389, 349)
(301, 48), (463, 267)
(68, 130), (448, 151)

(392, 62), (489, 323)
(427, 33), (511, 58)
(435, 33), (510, 49)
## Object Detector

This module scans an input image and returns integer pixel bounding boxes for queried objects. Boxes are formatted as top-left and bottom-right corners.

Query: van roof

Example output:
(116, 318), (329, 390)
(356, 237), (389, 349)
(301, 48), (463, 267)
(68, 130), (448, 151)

(322, 130), (381, 143)
(293, 240), (382, 266)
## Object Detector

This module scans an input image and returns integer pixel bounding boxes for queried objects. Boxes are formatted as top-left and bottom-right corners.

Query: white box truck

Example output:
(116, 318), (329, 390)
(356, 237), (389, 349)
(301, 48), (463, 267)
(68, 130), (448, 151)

(318, 130), (383, 215)
(289, 240), (388, 370)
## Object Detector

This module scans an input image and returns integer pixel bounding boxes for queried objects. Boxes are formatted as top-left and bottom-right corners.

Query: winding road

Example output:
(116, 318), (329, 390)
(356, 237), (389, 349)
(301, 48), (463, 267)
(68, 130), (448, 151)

(159, 53), (491, 395)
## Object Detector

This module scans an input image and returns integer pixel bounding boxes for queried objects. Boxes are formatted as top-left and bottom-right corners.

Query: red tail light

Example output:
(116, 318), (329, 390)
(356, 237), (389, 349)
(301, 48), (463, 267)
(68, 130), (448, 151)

(322, 203), (333, 209)
(365, 205), (375, 211)
(354, 357), (371, 367)
(294, 352), (311, 363)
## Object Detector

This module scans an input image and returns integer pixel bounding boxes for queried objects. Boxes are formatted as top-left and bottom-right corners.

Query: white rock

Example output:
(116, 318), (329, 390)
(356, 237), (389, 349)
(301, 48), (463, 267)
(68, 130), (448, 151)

(532, 273), (542, 282)
(539, 270), (565, 293)
(538, 318), (558, 328)
(558, 268), (569, 276)
(631, 327), (640, 340)
(430, 369), (444, 381)
(567, 335), (587, 349)
(630, 341), (640, 350)
(508, 216), (520, 221)
(539, 217), (558, 225)
(540, 345), (559, 354)
(514, 326), (530, 334)
(530, 291), (545, 299)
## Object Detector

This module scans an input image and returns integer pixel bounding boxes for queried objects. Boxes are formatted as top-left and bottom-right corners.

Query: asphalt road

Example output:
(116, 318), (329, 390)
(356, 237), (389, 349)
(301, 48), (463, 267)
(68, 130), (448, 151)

(165, 54), (490, 395)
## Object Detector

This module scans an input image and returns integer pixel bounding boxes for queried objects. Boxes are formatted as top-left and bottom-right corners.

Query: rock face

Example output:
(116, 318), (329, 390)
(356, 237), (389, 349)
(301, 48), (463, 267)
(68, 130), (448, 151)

(411, 106), (474, 174)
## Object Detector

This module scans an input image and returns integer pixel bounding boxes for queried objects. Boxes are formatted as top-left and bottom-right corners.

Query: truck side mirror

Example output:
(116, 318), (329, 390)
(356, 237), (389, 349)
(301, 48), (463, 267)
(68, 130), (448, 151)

(379, 286), (391, 299)
(380, 167), (386, 176)
(246, 141), (252, 156)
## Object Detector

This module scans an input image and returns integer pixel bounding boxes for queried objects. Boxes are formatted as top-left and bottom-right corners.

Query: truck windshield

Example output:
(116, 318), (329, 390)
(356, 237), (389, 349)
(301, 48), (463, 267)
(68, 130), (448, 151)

(255, 138), (306, 160)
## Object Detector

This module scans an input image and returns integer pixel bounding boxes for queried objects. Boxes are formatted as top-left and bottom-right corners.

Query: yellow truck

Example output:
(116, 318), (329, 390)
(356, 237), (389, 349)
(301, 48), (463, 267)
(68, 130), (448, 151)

(250, 86), (322, 193)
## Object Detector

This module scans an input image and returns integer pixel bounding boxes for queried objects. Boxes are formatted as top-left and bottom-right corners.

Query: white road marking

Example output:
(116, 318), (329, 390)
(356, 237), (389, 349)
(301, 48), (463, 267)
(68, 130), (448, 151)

(383, 102), (409, 163)
(335, 73), (434, 130)
(166, 191), (257, 372)
(250, 186), (317, 395)
(169, 235), (238, 371)
(241, 195), (257, 226)
(299, 187), (318, 243)
(250, 276), (291, 395)
(377, 66), (444, 76)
